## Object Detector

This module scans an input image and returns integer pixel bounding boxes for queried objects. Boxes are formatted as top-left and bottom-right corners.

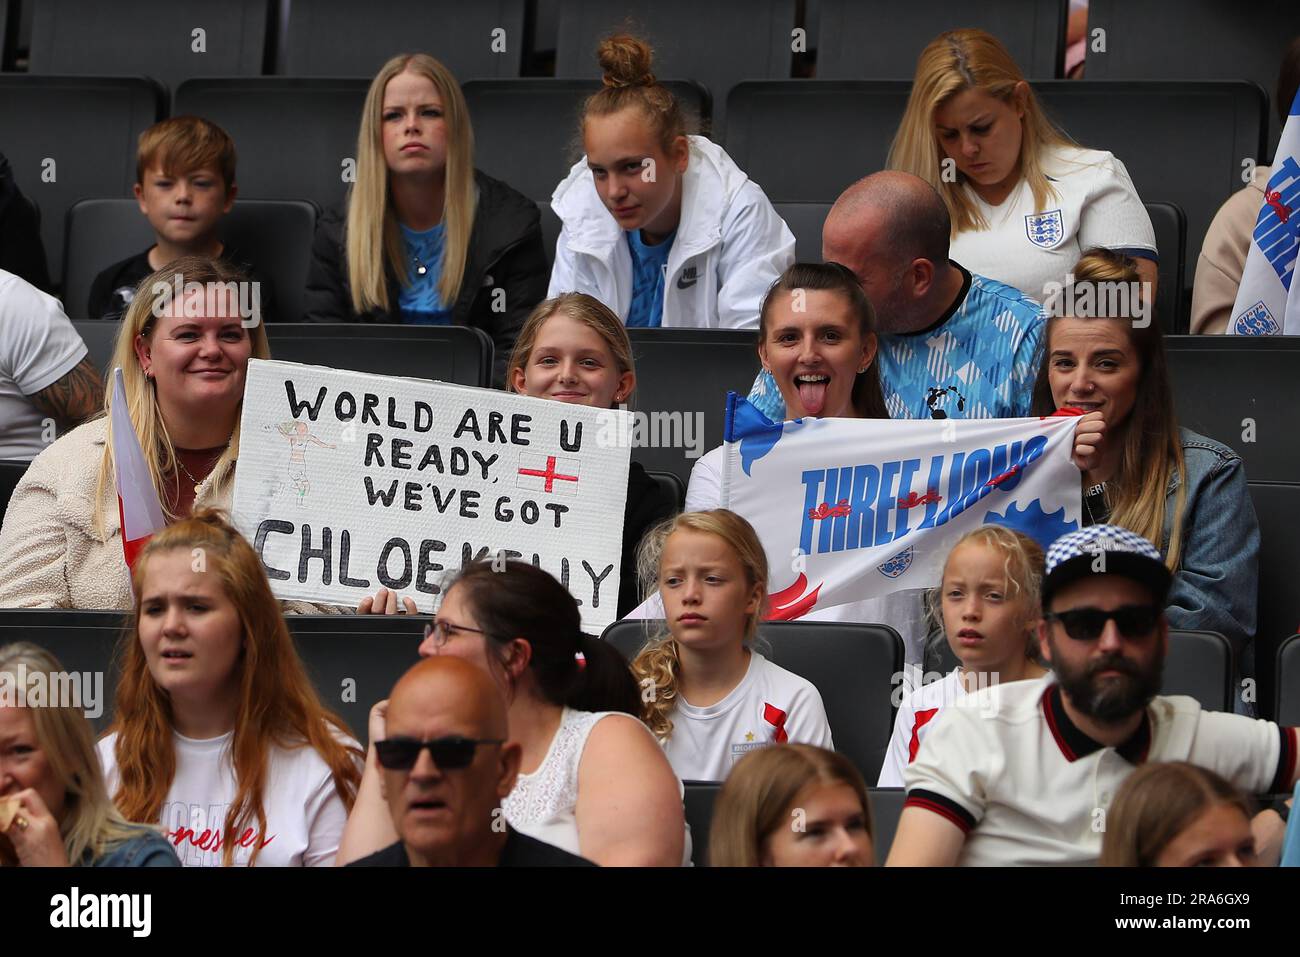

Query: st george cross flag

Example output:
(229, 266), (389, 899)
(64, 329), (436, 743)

(110, 367), (166, 571)
(1228, 89), (1300, 335)
(720, 395), (1081, 619)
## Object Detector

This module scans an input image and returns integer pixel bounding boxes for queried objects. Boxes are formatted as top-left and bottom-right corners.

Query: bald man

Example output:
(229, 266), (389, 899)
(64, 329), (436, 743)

(818, 170), (1046, 420)
(750, 170), (1046, 423)
(348, 657), (593, 867)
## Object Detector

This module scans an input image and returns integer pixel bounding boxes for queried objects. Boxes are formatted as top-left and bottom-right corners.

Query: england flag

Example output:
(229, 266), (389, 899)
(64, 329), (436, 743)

(110, 367), (166, 571)
(1229, 89), (1300, 334)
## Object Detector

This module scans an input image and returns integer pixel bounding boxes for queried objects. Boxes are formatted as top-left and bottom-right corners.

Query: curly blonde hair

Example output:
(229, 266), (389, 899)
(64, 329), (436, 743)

(631, 510), (768, 740)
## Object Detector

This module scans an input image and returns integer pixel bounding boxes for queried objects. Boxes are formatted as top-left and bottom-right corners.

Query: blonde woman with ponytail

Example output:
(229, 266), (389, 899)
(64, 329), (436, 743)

(631, 510), (833, 782)
(304, 53), (547, 385)
(548, 34), (794, 329)
(1031, 248), (1259, 662)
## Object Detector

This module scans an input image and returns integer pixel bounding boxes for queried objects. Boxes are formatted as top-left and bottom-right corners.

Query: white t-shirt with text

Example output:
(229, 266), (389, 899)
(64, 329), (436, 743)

(99, 729), (359, 867)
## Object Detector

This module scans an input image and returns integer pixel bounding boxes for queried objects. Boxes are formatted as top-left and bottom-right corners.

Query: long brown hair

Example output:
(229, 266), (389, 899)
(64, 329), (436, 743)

(758, 262), (889, 420)
(1030, 248), (1186, 570)
(109, 510), (362, 865)
(709, 744), (873, 867)
(1099, 762), (1254, 867)
(346, 53), (477, 313)
(887, 28), (1074, 235)
(631, 510), (769, 740)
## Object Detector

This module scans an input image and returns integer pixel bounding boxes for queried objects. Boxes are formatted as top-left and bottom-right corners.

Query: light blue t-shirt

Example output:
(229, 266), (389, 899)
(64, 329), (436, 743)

(625, 228), (676, 328)
(398, 221), (451, 325)
(748, 265), (1046, 421)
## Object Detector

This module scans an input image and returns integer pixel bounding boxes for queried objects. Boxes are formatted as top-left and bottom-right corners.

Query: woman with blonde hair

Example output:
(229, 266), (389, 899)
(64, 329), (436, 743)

(507, 292), (677, 615)
(0, 257), (268, 610)
(549, 34), (794, 329)
(1100, 762), (1257, 867)
(1033, 247), (1258, 660)
(888, 28), (1157, 303)
(631, 509), (833, 782)
(304, 52), (547, 384)
(0, 642), (179, 867)
(99, 510), (363, 866)
(710, 744), (874, 867)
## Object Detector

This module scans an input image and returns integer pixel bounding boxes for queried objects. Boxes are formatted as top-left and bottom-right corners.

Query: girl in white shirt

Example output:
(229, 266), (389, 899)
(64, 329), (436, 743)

(98, 510), (363, 866)
(877, 524), (1047, 787)
(888, 28), (1157, 304)
(548, 33), (794, 329)
(632, 509), (834, 783)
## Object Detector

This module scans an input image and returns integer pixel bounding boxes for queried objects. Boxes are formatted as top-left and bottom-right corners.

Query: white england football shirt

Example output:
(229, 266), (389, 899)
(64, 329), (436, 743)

(949, 145), (1157, 304)
(878, 668), (966, 787)
(903, 676), (1298, 866)
(661, 650), (834, 782)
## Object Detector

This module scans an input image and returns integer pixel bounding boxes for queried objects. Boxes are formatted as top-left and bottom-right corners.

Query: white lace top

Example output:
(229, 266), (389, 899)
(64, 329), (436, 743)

(502, 707), (692, 865)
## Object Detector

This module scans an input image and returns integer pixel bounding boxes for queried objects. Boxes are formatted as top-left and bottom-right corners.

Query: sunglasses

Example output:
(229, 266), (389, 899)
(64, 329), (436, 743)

(1044, 604), (1161, 641)
(374, 735), (505, 771)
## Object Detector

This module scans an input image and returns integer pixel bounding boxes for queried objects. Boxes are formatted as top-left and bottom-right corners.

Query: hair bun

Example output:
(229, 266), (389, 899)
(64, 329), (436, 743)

(598, 34), (656, 89)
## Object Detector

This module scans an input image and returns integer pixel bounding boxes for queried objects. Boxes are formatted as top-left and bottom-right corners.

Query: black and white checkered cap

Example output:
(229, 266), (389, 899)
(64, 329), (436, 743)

(1042, 524), (1171, 607)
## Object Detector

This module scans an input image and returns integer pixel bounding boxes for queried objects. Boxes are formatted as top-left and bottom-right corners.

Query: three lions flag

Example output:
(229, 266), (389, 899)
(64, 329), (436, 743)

(111, 367), (166, 572)
(720, 394), (1081, 619)
(1229, 88), (1300, 334)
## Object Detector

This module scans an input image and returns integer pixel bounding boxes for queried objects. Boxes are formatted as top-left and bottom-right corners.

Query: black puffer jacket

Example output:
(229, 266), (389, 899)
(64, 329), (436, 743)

(303, 169), (548, 386)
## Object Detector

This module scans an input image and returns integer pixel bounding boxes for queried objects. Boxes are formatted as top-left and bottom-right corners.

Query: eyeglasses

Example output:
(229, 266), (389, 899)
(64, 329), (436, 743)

(1044, 604), (1161, 641)
(422, 619), (487, 649)
(374, 735), (505, 771)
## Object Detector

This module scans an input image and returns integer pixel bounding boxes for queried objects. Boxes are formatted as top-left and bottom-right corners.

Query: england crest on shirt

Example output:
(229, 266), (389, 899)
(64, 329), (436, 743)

(1025, 209), (1064, 248)
(878, 545), (913, 579)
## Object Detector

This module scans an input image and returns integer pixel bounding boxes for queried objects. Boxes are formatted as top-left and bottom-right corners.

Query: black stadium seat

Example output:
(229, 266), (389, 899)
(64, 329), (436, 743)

(554, 0), (795, 134)
(538, 202), (562, 267)
(463, 78), (711, 203)
(0, 610), (421, 742)
(1276, 634), (1300, 726)
(869, 787), (906, 864)
(644, 469), (686, 511)
(725, 80), (910, 203)
(28, 0), (268, 100)
(683, 781), (718, 865)
(1143, 201), (1187, 335)
(601, 618), (904, 783)
(0, 459), (29, 526)
(772, 202), (831, 263)
(73, 322), (494, 389)
(1034, 80), (1266, 272)
(814, 0), (1065, 80)
(1165, 335), (1300, 487)
(0, 75), (164, 280)
(1248, 482), (1300, 721)
(1085, 0), (1300, 147)
(625, 328), (759, 487)
(277, 0), (526, 80)
(63, 198), (319, 322)
(173, 77), (371, 213)
(1162, 631), (1234, 714)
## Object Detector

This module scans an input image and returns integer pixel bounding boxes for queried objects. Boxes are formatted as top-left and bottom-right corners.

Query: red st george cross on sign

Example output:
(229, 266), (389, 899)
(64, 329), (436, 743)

(517, 453), (580, 493)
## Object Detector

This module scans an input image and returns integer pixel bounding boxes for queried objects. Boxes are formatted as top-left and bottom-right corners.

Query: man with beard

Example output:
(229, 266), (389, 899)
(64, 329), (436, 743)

(887, 525), (1297, 866)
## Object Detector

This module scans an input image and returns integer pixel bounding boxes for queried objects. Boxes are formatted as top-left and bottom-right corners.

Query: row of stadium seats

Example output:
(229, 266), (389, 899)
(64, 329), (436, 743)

(0, 72), (1260, 319)
(52, 195), (1187, 331)
(0, 609), (1267, 776)
(7, 1), (1297, 130)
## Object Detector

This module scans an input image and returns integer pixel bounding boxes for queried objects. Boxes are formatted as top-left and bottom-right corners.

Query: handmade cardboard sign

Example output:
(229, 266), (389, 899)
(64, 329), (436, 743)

(231, 359), (632, 631)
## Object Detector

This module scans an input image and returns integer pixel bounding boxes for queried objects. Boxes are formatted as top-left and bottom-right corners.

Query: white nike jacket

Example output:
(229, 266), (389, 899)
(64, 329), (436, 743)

(547, 135), (795, 329)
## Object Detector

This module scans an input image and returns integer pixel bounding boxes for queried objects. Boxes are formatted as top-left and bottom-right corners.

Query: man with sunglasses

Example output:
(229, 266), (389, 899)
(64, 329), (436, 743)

(347, 657), (593, 867)
(887, 524), (1298, 866)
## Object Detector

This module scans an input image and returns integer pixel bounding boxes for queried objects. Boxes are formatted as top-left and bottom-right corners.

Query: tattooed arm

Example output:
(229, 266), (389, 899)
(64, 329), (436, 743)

(28, 357), (104, 431)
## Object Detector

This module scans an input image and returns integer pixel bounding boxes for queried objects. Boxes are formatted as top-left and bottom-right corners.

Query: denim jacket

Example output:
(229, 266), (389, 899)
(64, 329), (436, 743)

(84, 827), (180, 868)
(1162, 428), (1259, 658)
